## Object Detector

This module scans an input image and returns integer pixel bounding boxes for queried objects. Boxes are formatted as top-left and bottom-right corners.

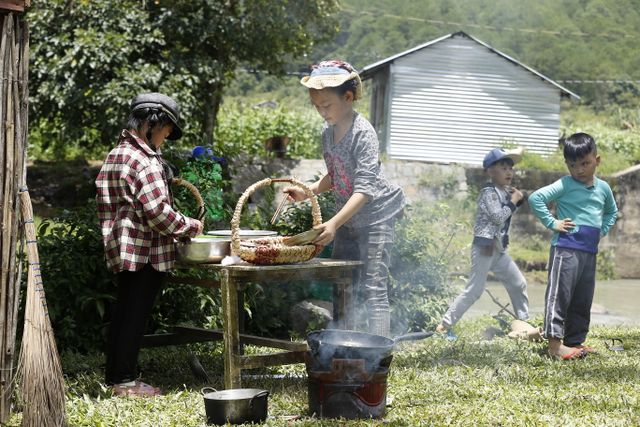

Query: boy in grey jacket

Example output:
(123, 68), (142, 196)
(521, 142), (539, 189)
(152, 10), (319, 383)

(436, 148), (529, 336)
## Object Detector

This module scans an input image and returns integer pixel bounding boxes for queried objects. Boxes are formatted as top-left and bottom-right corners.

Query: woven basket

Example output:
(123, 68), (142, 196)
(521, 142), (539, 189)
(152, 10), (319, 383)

(172, 177), (205, 221)
(231, 178), (322, 265)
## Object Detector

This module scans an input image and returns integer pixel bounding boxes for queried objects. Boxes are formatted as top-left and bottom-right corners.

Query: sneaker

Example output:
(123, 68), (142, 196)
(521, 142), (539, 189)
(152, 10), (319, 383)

(435, 324), (457, 341)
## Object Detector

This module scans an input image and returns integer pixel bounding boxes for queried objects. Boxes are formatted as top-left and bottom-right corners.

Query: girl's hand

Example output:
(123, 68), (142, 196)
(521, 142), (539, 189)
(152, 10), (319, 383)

(313, 222), (337, 246)
(553, 218), (576, 232)
(283, 186), (307, 202)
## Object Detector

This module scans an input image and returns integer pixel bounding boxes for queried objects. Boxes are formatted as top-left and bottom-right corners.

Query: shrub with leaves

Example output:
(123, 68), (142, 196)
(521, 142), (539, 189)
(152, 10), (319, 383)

(390, 201), (468, 334)
(36, 201), (225, 353)
(166, 152), (231, 231)
(36, 202), (115, 353)
(213, 104), (322, 160)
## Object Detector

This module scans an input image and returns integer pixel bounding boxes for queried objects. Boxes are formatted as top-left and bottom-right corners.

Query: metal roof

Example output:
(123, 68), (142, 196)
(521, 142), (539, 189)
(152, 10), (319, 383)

(360, 31), (580, 100)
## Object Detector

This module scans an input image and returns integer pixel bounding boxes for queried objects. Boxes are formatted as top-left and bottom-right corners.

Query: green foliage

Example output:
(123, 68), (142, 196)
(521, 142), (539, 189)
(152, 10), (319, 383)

(36, 202), (226, 353)
(390, 201), (469, 333)
(36, 202), (115, 353)
(28, 0), (165, 159)
(213, 104), (323, 160)
(28, 0), (339, 158)
(165, 153), (230, 230)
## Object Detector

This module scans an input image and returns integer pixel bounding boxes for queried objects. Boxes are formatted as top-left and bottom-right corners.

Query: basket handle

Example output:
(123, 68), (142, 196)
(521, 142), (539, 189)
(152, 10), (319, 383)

(172, 177), (205, 221)
(230, 177), (322, 254)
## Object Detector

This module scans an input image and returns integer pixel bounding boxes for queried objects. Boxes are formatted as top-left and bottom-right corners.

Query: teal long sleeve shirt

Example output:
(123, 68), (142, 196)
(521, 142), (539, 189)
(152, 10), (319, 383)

(528, 176), (618, 252)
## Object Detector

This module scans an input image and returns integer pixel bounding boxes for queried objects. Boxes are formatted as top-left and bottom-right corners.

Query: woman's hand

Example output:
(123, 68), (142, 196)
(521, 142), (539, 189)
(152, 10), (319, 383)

(282, 186), (307, 202)
(553, 218), (576, 233)
(313, 221), (337, 246)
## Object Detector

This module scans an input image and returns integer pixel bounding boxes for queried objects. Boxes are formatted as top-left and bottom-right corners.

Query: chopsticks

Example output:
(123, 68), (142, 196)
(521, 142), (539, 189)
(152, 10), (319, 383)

(270, 195), (288, 224)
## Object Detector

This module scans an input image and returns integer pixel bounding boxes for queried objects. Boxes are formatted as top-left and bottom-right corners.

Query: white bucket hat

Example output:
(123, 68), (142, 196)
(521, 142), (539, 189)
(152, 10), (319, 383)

(300, 60), (363, 100)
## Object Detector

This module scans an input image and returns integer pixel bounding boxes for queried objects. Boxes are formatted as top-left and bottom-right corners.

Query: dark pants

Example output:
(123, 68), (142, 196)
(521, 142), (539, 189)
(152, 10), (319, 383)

(105, 263), (165, 385)
(543, 246), (596, 346)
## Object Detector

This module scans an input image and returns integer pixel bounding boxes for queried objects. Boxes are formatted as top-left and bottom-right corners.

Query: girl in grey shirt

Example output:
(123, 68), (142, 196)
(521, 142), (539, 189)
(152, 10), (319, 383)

(286, 60), (405, 337)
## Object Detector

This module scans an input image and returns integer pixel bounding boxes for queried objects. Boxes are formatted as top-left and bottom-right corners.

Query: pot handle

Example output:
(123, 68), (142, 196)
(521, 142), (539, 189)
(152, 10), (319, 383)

(249, 390), (270, 408)
(393, 331), (434, 343)
(201, 386), (218, 395)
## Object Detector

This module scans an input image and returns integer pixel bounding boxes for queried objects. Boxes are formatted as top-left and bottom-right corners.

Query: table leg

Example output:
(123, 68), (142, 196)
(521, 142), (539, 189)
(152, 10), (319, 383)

(221, 268), (241, 388)
(333, 276), (354, 330)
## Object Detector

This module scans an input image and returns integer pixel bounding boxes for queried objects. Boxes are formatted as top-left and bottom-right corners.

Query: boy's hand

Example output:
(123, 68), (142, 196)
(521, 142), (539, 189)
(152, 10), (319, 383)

(553, 218), (576, 232)
(509, 187), (524, 204)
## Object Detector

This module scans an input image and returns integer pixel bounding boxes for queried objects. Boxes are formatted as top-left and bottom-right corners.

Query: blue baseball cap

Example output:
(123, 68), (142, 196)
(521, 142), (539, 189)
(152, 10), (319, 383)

(482, 147), (523, 169)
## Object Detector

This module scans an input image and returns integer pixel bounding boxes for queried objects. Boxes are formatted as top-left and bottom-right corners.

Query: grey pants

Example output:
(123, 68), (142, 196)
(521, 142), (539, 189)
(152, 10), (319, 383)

(543, 246), (596, 345)
(332, 218), (396, 337)
(442, 244), (529, 328)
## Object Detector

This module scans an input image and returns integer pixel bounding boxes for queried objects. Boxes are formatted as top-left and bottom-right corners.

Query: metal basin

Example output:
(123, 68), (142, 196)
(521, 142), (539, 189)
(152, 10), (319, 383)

(177, 230), (278, 264)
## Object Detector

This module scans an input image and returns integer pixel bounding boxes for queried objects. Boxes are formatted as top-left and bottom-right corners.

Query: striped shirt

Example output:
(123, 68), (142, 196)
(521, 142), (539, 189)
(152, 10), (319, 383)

(96, 130), (201, 272)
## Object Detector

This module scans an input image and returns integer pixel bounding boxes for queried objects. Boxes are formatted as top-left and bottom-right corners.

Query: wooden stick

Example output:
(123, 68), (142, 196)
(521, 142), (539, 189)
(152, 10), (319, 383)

(270, 194), (288, 224)
(0, 17), (12, 421)
(485, 289), (517, 319)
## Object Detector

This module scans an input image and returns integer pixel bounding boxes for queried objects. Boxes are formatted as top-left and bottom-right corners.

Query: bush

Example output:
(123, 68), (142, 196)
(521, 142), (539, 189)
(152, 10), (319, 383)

(37, 202), (115, 353)
(164, 150), (232, 230)
(213, 103), (322, 160)
(389, 201), (468, 334)
(37, 202), (225, 353)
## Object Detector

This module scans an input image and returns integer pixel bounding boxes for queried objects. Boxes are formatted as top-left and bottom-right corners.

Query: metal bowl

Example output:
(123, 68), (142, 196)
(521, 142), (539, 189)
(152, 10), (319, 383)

(177, 230), (278, 264)
(176, 237), (231, 264)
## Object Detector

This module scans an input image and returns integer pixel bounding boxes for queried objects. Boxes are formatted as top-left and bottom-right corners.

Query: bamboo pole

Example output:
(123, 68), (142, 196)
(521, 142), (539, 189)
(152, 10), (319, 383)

(0, 15), (12, 422)
(5, 13), (22, 415)
(0, 13), (29, 424)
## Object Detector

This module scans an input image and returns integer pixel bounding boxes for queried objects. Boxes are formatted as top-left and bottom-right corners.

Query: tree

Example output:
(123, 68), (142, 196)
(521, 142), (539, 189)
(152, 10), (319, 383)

(28, 0), (338, 157)
(29, 0), (165, 157)
(149, 0), (339, 144)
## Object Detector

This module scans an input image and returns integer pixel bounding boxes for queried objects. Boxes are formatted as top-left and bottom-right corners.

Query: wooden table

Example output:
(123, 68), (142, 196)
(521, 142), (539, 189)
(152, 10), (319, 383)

(142, 258), (362, 388)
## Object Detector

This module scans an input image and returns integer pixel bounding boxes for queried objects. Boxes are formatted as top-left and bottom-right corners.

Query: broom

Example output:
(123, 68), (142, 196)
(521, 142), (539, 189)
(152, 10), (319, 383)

(16, 187), (66, 426)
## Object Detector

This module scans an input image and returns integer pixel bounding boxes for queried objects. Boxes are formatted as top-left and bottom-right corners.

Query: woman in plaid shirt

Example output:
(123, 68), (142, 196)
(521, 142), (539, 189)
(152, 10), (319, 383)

(96, 93), (203, 397)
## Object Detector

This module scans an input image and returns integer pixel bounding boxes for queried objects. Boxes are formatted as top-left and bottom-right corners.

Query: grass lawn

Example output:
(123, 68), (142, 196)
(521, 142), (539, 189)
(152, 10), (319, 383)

(6, 317), (639, 426)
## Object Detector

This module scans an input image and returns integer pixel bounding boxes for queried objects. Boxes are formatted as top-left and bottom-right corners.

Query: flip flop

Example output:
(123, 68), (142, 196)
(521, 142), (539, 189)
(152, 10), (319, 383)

(112, 380), (162, 397)
(549, 347), (587, 361)
(572, 344), (598, 354)
(604, 338), (624, 352)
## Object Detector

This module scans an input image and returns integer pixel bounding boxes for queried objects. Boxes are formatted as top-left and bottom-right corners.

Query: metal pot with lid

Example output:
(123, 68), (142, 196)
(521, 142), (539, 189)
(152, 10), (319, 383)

(176, 230), (277, 264)
(201, 387), (269, 425)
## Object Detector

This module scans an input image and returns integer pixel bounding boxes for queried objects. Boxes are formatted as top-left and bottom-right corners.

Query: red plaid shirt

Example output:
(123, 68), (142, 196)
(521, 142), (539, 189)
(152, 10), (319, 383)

(96, 130), (202, 273)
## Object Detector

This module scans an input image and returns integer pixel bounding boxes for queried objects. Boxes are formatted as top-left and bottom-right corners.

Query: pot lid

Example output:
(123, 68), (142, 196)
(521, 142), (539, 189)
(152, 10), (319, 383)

(203, 388), (268, 400)
(207, 230), (277, 238)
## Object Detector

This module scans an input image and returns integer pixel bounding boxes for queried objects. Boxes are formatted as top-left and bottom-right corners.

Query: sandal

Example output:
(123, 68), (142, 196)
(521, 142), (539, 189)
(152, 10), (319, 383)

(571, 344), (598, 354)
(112, 380), (162, 397)
(549, 347), (587, 361)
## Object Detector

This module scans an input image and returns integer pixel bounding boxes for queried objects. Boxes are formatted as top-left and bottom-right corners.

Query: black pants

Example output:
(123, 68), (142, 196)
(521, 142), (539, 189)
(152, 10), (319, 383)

(104, 264), (165, 385)
(543, 246), (596, 346)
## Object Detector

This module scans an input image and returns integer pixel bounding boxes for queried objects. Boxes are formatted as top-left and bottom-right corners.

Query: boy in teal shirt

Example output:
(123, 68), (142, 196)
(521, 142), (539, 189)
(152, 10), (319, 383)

(529, 132), (617, 360)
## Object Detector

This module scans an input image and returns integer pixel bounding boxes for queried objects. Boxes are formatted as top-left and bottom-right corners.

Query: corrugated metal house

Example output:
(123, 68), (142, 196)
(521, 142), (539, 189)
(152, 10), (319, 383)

(360, 31), (579, 165)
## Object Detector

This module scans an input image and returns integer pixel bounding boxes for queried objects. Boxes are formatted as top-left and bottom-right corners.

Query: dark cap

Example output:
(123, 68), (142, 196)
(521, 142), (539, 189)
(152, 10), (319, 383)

(130, 92), (182, 140)
(482, 147), (523, 169)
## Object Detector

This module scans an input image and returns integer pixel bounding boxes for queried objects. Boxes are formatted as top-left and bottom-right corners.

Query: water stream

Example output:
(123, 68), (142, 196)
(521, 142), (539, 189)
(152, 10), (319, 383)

(467, 279), (640, 326)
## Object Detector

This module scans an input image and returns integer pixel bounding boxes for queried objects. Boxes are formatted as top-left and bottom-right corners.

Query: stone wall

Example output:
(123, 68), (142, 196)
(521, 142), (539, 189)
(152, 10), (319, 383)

(609, 164), (640, 278)
(230, 157), (637, 278)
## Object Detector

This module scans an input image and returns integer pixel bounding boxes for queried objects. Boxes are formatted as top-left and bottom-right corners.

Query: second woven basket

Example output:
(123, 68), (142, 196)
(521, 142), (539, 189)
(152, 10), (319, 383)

(231, 178), (322, 265)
